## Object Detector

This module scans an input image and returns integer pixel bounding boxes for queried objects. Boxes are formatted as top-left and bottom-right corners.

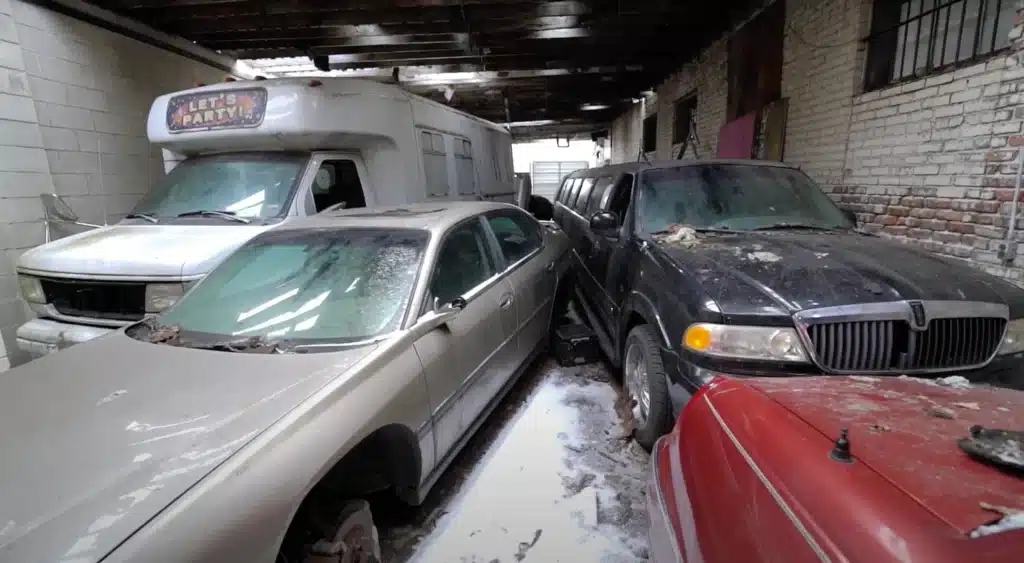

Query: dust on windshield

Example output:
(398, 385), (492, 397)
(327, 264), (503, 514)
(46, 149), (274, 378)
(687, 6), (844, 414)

(144, 228), (428, 347)
(637, 164), (854, 234)
(128, 153), (306, 220)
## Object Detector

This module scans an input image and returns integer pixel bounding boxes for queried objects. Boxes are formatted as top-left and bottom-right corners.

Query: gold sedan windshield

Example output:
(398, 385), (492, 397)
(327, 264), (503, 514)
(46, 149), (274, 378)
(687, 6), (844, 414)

(157, 228), (427, 343)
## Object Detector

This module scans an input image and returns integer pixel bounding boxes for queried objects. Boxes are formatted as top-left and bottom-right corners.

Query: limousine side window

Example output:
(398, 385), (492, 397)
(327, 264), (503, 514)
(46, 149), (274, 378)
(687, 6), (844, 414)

(607, 174), (634, 227)
(586, 176), (613, 216)
(573, 178), (595, 212)
(564, 178), (582, 206)
(554, 178), (570, 203)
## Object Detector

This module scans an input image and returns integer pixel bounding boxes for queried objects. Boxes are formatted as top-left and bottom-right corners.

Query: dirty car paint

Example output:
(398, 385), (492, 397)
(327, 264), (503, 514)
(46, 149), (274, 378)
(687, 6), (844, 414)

(650, 376), (1024, 563)
(17, 223), (273, 278)
(751, 376), (1024, 534)
(0, 332), (374, 563)
(654, 230), (1024, 322)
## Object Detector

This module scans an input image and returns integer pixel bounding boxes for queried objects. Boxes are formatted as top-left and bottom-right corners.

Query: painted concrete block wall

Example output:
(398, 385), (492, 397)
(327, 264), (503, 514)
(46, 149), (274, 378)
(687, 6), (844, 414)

(0, 0), (225, 370)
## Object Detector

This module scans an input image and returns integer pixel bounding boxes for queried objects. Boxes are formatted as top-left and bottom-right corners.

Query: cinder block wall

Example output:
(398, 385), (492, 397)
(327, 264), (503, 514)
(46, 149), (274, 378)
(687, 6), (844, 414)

(0, 0), (226, 370)
(609, 0), (1024, 285)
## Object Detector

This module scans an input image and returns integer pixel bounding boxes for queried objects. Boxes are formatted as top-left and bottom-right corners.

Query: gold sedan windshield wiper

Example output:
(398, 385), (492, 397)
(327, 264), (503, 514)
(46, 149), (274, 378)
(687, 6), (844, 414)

(176, 210), (251, 224)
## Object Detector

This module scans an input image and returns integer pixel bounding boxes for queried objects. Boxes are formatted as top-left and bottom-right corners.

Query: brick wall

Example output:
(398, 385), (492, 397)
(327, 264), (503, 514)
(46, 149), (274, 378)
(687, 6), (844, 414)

(780, 0), (869, 188)
(608, 0), (1024, 286)
(837, 60), (1011, 276)
(0, 0), (226, 370)
(609, 39), (728, 163)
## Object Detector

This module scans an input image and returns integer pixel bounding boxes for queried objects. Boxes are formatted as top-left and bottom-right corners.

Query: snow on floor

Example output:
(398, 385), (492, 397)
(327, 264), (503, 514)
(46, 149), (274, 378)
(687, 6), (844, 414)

(380, 359), (651, 562)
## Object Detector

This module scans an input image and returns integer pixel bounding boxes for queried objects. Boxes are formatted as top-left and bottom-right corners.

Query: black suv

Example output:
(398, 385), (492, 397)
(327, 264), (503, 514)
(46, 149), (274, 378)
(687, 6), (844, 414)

(554, 159), (1024, 449)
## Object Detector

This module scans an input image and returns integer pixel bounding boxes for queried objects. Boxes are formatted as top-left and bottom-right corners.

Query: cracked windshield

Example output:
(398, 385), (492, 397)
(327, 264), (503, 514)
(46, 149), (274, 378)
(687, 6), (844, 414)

(129, 153), (305, 219)
(639, 164), (854, 235)
(154, 229), (426, 345)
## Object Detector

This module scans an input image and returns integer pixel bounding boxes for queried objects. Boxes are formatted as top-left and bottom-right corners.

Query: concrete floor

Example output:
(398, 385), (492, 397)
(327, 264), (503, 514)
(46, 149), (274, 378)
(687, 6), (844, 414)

(375, 357), (652, 563)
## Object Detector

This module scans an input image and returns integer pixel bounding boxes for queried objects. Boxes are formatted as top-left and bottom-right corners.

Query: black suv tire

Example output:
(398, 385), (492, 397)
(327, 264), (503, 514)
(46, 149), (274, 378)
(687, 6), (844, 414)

(624, 325), (674, 450)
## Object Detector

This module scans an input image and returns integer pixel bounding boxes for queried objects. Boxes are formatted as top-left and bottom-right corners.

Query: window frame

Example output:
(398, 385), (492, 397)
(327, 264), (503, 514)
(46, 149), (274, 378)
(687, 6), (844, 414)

(420, 128), (450, 198)
(642, 115), (657, 153)
(863, 0), (1015, 91)
(453, 136), (477, 197)
(672, 94), (698, 145)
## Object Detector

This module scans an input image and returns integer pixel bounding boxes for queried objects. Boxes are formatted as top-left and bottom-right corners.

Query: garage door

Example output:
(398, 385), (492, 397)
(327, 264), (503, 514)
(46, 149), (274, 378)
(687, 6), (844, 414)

(531, 161), (588, 200)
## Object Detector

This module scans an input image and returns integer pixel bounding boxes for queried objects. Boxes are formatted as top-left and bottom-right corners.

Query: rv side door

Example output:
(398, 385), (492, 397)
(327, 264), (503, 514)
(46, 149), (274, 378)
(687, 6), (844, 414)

(296, 153), (374, 215)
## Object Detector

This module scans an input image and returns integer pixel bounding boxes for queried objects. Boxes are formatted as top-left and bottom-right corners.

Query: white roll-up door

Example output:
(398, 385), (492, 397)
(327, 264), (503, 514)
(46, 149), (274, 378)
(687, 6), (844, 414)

(531, 161), (588, 200)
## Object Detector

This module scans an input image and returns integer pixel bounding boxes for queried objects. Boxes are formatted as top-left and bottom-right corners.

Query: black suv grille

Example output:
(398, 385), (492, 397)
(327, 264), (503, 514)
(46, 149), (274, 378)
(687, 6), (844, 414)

(806, 317), (1006, 372)
(40, 278), (146, 322)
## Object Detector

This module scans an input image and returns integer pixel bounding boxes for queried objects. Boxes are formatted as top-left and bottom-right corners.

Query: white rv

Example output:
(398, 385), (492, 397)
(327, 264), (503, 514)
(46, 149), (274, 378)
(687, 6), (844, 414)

(15, 77), (515, 358)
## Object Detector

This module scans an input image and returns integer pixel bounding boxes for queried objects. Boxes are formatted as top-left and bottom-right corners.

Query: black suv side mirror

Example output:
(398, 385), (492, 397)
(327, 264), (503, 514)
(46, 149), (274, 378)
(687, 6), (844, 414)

(590, 211), (619, 238)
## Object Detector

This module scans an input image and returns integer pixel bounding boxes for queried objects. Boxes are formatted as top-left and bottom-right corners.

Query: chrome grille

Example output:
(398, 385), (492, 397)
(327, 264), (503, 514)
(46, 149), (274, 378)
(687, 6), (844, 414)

(806, 317), (1006, 373)
(40, 278), (146, 321)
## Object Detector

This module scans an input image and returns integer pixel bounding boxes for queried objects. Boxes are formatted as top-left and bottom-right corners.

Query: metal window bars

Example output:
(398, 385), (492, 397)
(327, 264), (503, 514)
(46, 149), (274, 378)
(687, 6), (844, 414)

(864, 0), (1015, 91)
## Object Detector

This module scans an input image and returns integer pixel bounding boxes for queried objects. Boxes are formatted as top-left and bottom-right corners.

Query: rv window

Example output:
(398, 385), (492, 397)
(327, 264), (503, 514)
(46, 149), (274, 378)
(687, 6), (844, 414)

(586, 176), (613, 215)
(312, 160), (366, 212)
(573, 178), (595, 212)
(130, 153), (305, 219)
(454, 138), (476, 196)
(421, 130), (449, 197)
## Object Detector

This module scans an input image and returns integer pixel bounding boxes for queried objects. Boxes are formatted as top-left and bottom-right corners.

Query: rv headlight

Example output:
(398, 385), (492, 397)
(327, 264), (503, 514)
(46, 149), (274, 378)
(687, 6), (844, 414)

(18, 275), (45, 304)
(998, 318), (1024, 355)
(683, 323), (810, 363)
(145, 283), (185, 313)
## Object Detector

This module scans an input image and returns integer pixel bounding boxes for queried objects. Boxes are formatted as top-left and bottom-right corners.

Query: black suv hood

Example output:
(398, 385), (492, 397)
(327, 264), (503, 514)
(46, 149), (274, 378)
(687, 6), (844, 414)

(655, 231), (1024, 322)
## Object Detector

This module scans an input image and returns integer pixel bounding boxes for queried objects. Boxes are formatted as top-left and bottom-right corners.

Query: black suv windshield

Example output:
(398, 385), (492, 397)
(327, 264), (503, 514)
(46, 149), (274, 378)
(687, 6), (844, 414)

(637, 164), (854, 234)
(128, 152), (306, 220)
(146, 228), (428, 346)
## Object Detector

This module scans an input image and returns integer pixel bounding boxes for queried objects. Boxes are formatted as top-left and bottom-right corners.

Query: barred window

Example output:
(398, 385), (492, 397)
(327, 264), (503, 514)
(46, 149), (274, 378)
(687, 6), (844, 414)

(864, 0), (1015, 91)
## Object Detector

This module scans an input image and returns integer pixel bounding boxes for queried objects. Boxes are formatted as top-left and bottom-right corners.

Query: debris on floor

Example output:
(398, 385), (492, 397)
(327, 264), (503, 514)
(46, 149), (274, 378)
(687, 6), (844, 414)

(379, 359), (650, 562)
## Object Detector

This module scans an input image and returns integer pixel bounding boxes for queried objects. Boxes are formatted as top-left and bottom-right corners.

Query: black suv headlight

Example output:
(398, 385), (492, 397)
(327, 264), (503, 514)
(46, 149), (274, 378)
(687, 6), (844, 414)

(683, 323), (810, 363)
(998, 318), (1024, 355)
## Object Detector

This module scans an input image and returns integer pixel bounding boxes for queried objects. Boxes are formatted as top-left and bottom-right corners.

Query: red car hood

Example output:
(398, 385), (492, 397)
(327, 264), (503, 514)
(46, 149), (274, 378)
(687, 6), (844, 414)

(750, 376), (1024, 535)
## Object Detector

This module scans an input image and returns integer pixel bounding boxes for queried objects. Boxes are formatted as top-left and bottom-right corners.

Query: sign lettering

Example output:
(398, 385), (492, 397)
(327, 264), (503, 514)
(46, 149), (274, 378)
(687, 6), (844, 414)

(166, 88), (267, 133)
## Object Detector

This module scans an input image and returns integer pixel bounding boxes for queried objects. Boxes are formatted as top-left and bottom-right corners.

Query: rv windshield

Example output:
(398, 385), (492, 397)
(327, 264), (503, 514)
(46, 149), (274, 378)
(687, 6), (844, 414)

(129, 153), (306, 220)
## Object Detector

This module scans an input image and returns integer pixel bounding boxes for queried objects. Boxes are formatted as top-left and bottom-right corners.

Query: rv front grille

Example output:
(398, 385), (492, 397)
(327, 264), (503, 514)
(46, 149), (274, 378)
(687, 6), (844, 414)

(40, 278), (146, 322)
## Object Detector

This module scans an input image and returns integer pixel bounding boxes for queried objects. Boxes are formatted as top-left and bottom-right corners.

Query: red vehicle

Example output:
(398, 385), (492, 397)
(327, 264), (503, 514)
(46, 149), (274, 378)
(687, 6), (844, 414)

(647, 375), (1024, 563)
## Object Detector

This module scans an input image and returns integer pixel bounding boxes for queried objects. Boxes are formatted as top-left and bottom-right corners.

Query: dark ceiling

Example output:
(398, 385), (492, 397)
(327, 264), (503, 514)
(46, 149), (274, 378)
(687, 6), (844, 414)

(83, 0), (759, 138)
